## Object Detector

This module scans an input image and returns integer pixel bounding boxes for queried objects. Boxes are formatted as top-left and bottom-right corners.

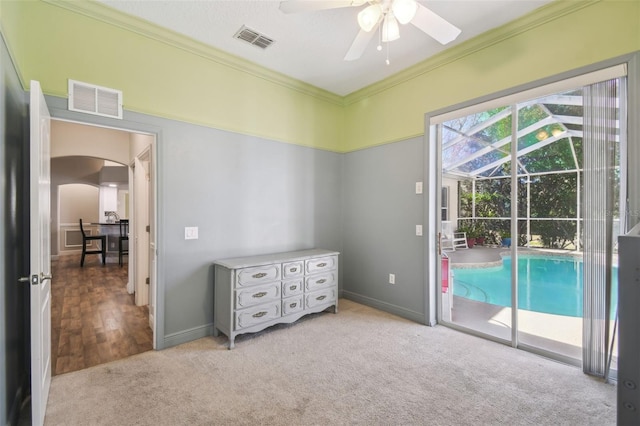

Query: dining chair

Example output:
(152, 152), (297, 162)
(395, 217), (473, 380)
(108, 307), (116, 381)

(79, 218), (106, 267)
(119, 219), (129, 267)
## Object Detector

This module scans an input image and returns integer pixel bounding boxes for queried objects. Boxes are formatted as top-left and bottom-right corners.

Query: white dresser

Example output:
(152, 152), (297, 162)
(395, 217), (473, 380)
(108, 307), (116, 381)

(213, 249), (339, 349)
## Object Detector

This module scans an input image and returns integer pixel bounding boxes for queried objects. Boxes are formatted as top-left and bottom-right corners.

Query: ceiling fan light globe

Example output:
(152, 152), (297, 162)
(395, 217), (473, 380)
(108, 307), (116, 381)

(357, 4), (382, 32)
(392, 0), (418, 25)
(382, 13), (400, 42)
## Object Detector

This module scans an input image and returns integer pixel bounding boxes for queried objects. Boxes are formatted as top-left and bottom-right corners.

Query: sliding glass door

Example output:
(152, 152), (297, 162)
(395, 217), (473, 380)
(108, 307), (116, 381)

(433, 67), (626, 373)
(513, 90), (585, 362)
(439, 108), (513, 341)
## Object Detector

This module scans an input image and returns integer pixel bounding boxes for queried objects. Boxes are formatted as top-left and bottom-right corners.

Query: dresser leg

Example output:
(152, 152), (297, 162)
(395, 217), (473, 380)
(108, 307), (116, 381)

(228, 338), (235, 350)
(333, 304), (338, 314)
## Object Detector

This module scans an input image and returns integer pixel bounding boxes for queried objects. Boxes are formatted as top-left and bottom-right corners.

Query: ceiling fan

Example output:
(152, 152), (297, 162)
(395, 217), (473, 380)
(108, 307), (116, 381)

(279, 0), (462, 62)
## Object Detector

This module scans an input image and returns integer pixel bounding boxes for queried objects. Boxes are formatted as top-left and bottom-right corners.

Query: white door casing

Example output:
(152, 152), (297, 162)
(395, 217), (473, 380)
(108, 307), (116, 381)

(29, 80), (52, 426)
(127, 163), (135, 294)
(134, 151), (150, 306)
(145, 148), (157, 335)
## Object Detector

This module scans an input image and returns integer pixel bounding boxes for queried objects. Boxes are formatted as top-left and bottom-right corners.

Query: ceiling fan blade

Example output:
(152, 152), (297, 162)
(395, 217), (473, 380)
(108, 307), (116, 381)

(344, 26), (378, 61)
(411, 3), (461, 45)
(279, 1), (363, 14)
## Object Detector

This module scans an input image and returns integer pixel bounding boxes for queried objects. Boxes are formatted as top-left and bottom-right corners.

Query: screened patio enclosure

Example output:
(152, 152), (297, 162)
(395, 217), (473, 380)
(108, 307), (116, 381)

(441, 86), (621, 250)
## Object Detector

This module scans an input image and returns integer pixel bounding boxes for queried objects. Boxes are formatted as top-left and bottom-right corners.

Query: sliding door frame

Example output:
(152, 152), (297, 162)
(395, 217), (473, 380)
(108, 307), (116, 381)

(424, 52), (640, 362)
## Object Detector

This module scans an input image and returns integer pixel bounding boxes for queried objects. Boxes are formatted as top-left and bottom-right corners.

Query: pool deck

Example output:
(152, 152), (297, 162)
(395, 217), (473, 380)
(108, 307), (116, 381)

(445, 246), (582, 268)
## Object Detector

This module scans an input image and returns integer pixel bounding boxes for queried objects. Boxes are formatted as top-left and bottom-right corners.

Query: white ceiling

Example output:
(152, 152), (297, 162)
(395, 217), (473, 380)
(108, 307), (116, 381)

(98, 0), (552, 96)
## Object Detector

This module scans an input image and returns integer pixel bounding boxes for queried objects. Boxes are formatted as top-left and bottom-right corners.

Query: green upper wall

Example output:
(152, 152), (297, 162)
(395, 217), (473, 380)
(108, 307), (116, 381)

(343, 0), (640, 151)
(1, 0), (345, 152)
(2, 0), (638, 153)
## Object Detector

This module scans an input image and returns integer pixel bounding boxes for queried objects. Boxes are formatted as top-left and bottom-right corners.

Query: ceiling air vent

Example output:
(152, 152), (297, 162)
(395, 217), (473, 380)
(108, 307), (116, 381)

(234, 25), (274, 49)
(68, 79), (123, 119)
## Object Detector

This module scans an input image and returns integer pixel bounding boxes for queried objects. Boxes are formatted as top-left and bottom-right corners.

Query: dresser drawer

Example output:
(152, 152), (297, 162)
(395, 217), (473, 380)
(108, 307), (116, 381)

(305, 288), (336, 309)
(283, 261), (304, 278)
(282, 296), (304, 316)
(305, 272), (336, 292)
(236, 264), (281, 287)
(306, 256), (337, 274)
(235, 302), (280, 330)
(235, 282), (281, 309)
(282, 279), (303, 297)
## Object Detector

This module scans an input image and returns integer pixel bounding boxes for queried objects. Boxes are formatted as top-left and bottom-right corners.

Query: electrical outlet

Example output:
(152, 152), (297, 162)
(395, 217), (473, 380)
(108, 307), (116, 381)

(389, 273), (396, 284)
(416, 225), (423, 236)
(415, 181), (423, 194)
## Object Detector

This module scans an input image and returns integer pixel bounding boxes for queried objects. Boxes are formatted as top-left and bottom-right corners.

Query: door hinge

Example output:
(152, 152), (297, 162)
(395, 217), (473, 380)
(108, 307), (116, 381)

(146, 225), (150, 232)
(146, 277), (150, 285)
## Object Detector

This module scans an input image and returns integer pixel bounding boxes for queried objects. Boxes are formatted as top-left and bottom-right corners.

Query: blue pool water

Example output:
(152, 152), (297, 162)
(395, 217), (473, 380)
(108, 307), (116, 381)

(452, 256), (618, 317)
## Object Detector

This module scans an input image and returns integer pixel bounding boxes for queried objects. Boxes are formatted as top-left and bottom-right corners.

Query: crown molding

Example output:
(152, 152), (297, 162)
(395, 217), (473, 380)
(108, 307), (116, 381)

(343, 0), (600, 105)
(43, 0), (344, 106)
(0, 21), (28, 91)
(40, 0), (601, 108)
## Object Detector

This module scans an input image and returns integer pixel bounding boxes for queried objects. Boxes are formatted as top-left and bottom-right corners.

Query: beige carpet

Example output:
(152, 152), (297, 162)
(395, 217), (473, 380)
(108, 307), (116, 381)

(44, 299), (615, 425)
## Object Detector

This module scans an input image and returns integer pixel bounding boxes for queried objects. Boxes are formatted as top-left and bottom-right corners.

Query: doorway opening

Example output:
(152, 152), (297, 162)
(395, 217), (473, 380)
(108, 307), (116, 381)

(49, 119), (157, 375)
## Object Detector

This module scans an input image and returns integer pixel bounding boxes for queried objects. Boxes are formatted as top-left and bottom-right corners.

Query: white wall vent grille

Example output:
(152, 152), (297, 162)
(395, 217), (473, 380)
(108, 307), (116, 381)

(68, 79), (123, 119)
(234, 26), (274, 49)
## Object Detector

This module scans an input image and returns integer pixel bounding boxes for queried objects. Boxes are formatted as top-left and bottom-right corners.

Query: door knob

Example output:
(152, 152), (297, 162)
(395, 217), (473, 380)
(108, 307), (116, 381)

(17, 274), (52, 285)
(18, 275), (38, 285)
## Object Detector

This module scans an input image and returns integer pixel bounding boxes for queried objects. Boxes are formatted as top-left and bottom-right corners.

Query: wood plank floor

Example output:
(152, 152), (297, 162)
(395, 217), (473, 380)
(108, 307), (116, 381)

(51, 254), (153, 376)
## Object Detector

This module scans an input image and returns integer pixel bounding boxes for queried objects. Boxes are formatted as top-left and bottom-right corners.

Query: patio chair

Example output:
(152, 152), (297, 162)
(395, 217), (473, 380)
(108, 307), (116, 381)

(441, 221), (468, 251)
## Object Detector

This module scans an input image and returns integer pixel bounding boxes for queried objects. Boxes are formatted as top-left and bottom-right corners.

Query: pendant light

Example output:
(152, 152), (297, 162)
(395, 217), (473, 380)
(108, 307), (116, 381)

(391, 0), (418, 25)
(357, 3), (383, 32)
(381, 12), (400, 42)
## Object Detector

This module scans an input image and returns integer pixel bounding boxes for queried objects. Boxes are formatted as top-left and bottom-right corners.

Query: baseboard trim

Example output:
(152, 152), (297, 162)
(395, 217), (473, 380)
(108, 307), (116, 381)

(341, 291), (427, 325)
(163, 323), (215, 349)
(161, 295), (427, 348)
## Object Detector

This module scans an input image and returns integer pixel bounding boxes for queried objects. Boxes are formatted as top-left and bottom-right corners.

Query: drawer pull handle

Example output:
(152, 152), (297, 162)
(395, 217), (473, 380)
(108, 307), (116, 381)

(317, 262), (327, 267)
(253, 292), (267, 298)
(316, 295), (327, 301)
(290, 285), (297, 290)
(316, 279), (326, 284)
(290, 302), (297, 308)
(290, 267), (298, 272)
(253, 311), (267, 318)
(252, 272), (267, 279)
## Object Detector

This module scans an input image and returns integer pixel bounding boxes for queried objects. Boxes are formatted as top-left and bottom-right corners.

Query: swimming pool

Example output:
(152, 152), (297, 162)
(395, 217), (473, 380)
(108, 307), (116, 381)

(452, 255), (618, 317)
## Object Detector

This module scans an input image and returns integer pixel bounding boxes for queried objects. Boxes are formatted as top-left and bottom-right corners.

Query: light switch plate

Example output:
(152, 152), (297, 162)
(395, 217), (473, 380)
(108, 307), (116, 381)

(415, 182), (423, 194)
(416, 225), (423, 236)
(185, 226), (198, 240)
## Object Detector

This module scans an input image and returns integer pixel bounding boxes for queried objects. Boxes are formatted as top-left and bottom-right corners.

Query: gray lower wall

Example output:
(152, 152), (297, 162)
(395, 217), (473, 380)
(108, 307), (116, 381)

(341, 137), (427, 323)
(160, 119), (344, 341)
(43, 95), (344, 348)
(1, 33), (30, 425)
(43, 94), (431, 353)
